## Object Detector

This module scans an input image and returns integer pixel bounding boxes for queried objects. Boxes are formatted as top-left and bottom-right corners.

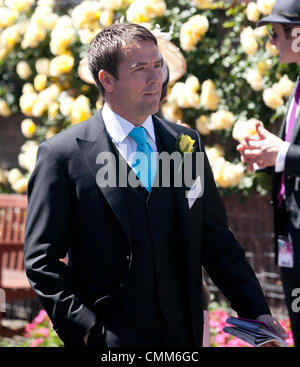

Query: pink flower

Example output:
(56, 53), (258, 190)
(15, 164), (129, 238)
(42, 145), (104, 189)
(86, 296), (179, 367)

(25, 322), (36, 337)
(30, 338), (44, 347)
(226, 338), (245, 347)
(209, 319), (220, 329)
(34, 327), (50, 338)
(215, 333), (227, 345)
(286, 337), (294, 347)
(33, 310), (48, 324)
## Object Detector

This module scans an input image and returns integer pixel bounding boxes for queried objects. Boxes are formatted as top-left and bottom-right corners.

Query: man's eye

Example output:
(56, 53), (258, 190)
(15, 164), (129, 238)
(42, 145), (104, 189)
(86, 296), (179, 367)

(155, 63), (162, 68)
(134, 67), (144, 71)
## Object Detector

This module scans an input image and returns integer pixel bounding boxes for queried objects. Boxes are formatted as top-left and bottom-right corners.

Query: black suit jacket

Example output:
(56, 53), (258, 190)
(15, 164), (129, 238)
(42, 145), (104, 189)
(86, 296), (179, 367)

(24, 110), (270, 346)
(269, 77), (300, 266)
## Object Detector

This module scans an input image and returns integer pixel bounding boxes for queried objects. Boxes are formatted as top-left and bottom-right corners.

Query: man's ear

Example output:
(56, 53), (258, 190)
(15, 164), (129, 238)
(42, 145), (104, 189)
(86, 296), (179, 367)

(98, 69), (115, 93)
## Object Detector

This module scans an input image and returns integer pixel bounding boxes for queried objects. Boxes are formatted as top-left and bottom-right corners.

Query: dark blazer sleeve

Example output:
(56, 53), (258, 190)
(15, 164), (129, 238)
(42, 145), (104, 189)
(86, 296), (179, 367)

(24, 141), (97, 344)
(285, 144), (300, 176)
(196, 133), (271, 318)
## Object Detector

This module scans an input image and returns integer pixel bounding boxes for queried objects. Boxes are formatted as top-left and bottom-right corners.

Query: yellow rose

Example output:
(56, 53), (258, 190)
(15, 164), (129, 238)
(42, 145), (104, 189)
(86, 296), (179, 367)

(0, 99), (11, 117)
(177, 134), (195, 154)
(35, 58), (50, 75)
(210, 110), (235, 130)
(48, 102), (59, 120)
(186, 75), (200, 93)
(126, 1), (150, 23)
(19, 92), (38, 115)
(253, 26), (268, 38)
(278, 75), (295, 98)
(257, 0), (275, 15)
(71, 1), (102, 29)
(49, 54), (74, 76)
(0, 24), (21, 52)
(194, 0), (213, 10)
(37, 0), (55, 8)
(195, 115), (210, 135)
(34, 74), (47, 91)
(161, 102), (183, 122)
(18, 140), (38, 172)
(78, 29), (97, 44)
(211, 158), (244, 188)
(205, 145), (224, 165)
(50, 25), (75, 55)
(70, 95), (92, 124)
(21, 118), (37, 138)
(232, 118), (262, 142)
(200, 79), (220, 111)
(32, 6), (58, 30)
(22, 83), (35, 94)
(21, 21), (47, 49)
(6, 0), (35, 13)
(246, 68), (264, 91)
(32, 99), (47, 117)
(7, 168), (23, 185)
(246, 2), (260, 22)
(0, 7), (19, 28)
(217, 162), (244, 188)
(240, 27), (258, 55)
(100, 10), (114, 27)
(167, 79), (201, 109)
(16, 60), (32, 79)
(265, 40), (278, 56)
(126, 0), (166, 23)
(263, 87), (284, 110)
(11, 177), (28, 194)
(102, 0), (130, 10)
(180, 14), (209, 51)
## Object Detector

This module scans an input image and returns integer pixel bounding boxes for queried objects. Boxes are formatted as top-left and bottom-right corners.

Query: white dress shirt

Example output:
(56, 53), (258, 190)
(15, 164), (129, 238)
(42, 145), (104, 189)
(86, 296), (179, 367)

(101, 103), (157, 169)
(275, 80), (300, 172)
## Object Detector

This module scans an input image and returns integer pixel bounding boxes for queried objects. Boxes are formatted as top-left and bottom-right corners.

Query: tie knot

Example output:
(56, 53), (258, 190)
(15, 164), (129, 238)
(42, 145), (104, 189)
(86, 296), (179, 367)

(129, 126), (148, 145)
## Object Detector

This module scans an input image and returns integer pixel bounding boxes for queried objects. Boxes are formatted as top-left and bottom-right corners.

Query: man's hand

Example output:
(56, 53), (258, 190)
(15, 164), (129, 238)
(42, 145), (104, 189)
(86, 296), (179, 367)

(256, 314), (287, 347)
(237, 122), (284, 170)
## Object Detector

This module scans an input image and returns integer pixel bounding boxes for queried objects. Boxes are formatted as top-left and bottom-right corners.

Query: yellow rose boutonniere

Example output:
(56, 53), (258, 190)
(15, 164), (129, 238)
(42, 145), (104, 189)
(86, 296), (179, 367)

(176, 133), (195, 172)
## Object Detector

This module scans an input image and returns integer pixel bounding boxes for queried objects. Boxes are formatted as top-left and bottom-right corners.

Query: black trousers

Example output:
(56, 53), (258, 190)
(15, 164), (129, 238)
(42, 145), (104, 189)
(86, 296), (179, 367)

(281, 266), (300, 347)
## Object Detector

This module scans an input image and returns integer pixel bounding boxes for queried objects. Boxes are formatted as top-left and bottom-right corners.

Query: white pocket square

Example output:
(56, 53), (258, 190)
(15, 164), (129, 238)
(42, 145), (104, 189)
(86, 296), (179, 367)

(186, 176), (203, 209)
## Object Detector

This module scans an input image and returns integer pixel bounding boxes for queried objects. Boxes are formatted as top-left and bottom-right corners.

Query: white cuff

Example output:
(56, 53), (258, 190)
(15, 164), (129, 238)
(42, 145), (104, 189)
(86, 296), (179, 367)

(275, 142), (290, 172)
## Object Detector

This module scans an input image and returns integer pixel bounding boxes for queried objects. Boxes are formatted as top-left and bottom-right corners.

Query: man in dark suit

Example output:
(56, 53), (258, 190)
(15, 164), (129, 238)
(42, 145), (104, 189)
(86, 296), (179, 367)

(238, 0), (300, 347)
(24, 23), (284, 348)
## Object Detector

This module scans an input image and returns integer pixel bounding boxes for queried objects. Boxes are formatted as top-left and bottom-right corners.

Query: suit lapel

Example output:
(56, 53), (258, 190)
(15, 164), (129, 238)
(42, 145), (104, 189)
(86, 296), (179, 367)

(76, 110), (133, 249)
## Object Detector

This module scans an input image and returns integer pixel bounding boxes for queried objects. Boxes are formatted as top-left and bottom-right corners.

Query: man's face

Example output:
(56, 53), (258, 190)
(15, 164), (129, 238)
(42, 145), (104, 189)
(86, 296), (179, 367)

(270, 23), (300, 64)
(108, 40), (163, 124)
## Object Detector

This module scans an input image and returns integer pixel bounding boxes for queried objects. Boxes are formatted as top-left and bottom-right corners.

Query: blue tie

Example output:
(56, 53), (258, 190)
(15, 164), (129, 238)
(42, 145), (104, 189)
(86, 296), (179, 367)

(128, 126), (156, 192)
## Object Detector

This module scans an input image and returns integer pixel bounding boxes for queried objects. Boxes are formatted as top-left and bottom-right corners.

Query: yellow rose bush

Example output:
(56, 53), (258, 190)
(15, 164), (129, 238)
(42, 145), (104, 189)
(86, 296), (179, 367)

(0, 0), (298, 197)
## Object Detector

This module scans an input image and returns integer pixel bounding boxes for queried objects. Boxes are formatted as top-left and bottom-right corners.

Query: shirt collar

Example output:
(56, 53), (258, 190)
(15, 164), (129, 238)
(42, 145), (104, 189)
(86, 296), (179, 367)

(102, 103), (156, 145)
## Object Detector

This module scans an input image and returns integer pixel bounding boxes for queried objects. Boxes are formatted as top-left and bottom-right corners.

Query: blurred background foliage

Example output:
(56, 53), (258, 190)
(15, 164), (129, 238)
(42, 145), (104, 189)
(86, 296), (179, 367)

(0, 0), (298, 197)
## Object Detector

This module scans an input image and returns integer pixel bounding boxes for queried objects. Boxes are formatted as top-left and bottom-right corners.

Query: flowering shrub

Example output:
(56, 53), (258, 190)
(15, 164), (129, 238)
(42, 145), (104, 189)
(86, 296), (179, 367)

(208, 302), (295, 347)
(2, 306), (293, 347)
(21, 309), (64, 347)
(0, 0), (298, 196)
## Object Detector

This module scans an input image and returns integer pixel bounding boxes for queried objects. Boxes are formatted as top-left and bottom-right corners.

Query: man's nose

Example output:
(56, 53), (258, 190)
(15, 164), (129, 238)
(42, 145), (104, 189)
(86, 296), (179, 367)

(148, 68), (162, 84)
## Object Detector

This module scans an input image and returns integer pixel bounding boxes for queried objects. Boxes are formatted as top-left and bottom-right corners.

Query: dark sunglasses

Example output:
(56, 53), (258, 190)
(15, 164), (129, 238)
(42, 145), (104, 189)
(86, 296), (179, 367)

(267, 25), (294, 40)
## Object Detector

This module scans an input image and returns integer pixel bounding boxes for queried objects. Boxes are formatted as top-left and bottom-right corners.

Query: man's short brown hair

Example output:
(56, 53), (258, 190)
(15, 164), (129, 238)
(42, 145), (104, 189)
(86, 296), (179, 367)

(87, 23), (158, 96)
